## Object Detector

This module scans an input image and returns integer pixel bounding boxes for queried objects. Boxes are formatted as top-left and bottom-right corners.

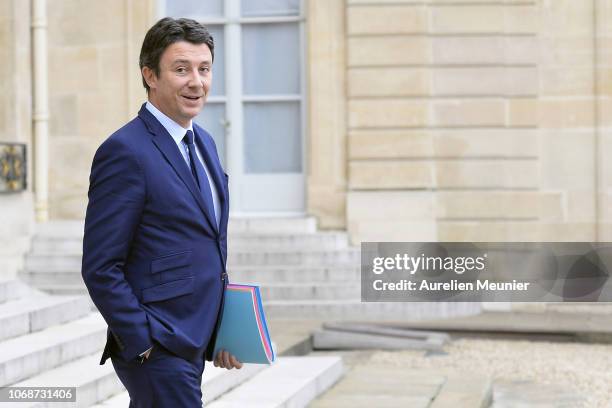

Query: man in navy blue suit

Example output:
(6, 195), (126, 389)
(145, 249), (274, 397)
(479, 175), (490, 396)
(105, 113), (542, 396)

(81, 17), (241, 407)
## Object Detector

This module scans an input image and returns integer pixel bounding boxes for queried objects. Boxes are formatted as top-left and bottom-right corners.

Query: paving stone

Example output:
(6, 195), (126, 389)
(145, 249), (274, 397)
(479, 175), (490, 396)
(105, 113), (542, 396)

(208, 356), (343, 408)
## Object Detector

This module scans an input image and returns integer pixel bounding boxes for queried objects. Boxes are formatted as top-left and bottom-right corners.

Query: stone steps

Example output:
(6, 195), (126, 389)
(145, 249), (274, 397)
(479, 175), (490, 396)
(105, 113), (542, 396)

(0, 278), (35, 303)
(0, 277), (339, 407)
(31, 232), (349, 253)
(228, 217), (318, 234)
(21, 264), (362, 298)
(0, 353), (121, 408)
(96, 356), (343, 408)
(230, 265), (360, 283)
(21, 273), (88, 288)
(90, 391), (130, 407)
(25, 249), (360, 273)
(0, 236), (31, 280)
(7, 356), (267, 408)
(0, 293), (92, 341)
(208, 356), (343, 408)
(21, 219), (480, 321)
(264, 300), (481, 320)
(228, 265), (361, 285)
(230, 232), (349, 250)
(0, 312), (106, 386)
(229, 250), (359, 265)
(32, 221), (84, 238)
(33, 217), (318, 238)
(24, 265), (360, 284)
(259, 283), (359, 300)
(17, 283), (480, 322)
(27, 282), (361, 302)
(92, 363), (267, 407)
(3, 355), (268, 408)
(22, 219), (361, 307)
(34, 287), (447, 321)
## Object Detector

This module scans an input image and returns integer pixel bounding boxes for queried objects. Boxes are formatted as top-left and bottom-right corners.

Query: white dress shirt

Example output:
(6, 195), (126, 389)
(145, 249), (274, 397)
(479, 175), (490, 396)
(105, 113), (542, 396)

(145, 101), (221, 228)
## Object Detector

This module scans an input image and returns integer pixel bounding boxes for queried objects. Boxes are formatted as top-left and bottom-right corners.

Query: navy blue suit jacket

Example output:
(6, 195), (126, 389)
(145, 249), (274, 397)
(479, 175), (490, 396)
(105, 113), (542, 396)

(82, 103), (229, 365)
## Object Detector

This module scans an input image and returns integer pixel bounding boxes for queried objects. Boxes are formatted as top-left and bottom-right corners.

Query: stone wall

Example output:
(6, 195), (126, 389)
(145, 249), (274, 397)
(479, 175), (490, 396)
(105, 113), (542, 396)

(0, 0), (34, 279)
(335, 0), (611, 243)
(596, 0), (612, 241)
(306, 0), (348, 229)
(46, 0), (155, 219)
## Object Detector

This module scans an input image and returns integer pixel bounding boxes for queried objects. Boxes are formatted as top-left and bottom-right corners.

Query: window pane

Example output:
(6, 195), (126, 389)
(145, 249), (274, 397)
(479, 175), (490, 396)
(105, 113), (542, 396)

(242, 23), (300, 95)
(244, 102), (301, 173)
(194, 103), (227, 168)
(208, 25), (225, 96)
(166, 0), (223, 18)
(241, 0), (300, 17)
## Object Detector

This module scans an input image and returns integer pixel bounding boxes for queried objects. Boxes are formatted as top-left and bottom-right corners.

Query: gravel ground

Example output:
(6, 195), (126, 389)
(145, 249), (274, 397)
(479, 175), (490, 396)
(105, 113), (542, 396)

(371, 338), (612, 407)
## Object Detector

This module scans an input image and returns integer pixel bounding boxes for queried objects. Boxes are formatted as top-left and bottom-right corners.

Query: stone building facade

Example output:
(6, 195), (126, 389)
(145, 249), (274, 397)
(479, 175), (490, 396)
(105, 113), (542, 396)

(2, 0), (612, 276)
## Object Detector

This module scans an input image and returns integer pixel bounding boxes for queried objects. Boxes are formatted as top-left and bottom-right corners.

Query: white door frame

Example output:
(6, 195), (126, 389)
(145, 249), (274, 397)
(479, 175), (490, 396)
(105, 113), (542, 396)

(157, 0), (307, 215)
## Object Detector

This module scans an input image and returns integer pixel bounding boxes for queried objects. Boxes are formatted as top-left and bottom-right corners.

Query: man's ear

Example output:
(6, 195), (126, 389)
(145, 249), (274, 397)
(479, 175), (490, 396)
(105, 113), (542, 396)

(142, 66), (157, 91)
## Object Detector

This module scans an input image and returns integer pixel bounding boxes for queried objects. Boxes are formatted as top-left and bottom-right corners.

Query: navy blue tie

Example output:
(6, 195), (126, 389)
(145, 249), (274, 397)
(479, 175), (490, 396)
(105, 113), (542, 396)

(184, 130), (216, 228)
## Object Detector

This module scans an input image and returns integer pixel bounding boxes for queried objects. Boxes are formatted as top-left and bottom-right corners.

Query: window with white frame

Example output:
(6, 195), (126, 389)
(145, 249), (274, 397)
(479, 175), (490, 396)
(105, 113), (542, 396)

(162, 0), (304, 172)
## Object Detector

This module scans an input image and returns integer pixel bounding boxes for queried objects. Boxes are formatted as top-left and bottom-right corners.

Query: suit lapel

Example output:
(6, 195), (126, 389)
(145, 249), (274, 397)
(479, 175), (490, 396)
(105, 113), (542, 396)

(138, 105), (218, 234)
(193, 126), (227, 234)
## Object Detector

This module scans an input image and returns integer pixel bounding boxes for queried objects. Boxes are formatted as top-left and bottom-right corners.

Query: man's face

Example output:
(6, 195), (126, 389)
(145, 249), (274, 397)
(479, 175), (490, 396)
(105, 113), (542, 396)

(143, 40), (212, 128)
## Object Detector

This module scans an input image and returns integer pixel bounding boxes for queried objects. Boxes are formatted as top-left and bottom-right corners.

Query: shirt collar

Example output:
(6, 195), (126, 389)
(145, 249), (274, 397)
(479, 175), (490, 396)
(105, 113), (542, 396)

(145, 101), (193, 145)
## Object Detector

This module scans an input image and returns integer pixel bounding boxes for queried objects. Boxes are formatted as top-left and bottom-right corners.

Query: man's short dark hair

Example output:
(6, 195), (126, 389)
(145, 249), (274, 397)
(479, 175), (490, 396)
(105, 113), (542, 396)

(139, 17), (215, 93)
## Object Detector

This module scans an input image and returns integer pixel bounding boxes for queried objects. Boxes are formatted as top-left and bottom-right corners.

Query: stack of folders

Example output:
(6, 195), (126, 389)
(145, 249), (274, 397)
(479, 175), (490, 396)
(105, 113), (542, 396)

(213, 283), (275, 364)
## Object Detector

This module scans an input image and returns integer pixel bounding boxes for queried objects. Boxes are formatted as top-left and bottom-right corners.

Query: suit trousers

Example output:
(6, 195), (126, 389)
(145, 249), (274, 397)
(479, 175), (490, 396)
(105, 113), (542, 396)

(110, 342), (205, 407)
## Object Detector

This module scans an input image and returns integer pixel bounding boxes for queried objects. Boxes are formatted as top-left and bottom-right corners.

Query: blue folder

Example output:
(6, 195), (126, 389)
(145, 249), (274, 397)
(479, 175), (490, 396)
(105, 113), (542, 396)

(213, 284), (274, 364)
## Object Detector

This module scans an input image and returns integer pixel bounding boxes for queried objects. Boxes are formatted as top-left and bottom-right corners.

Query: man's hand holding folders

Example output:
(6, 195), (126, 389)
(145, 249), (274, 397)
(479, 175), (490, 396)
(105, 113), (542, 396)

(213, 284), (275, 365)
(213, 349), (243, 370)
